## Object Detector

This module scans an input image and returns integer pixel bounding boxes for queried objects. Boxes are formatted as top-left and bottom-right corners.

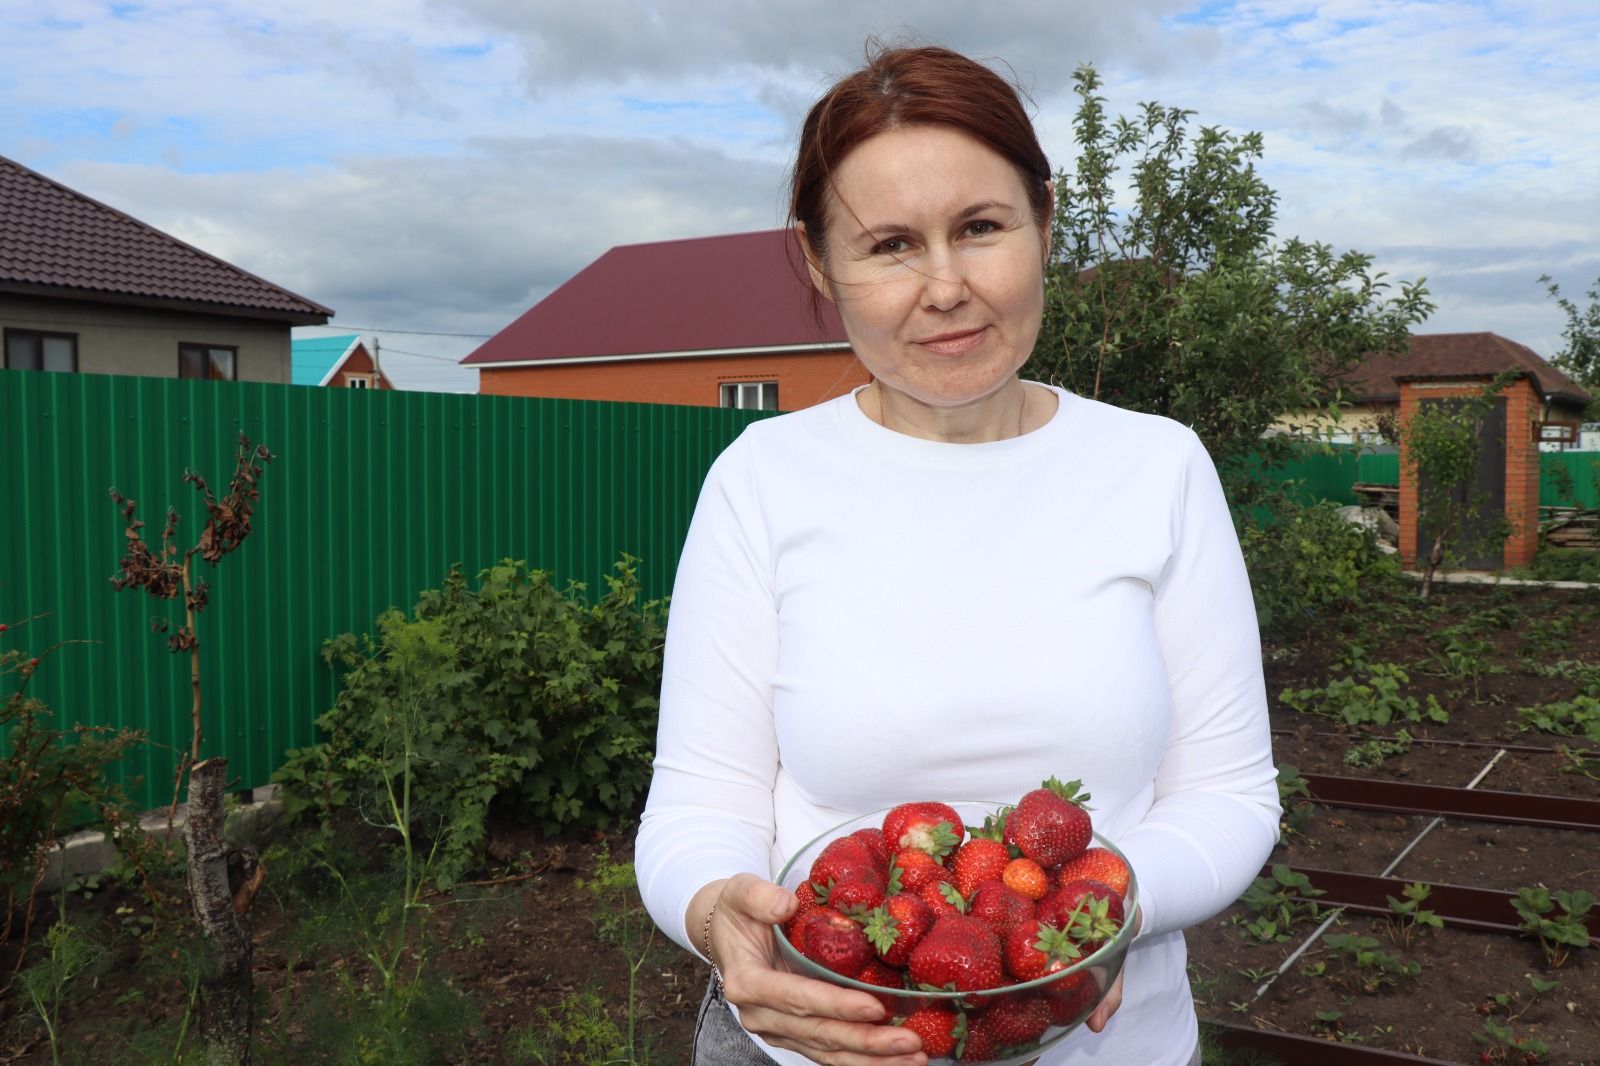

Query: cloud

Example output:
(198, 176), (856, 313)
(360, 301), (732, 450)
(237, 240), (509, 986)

(1400, 125), (1477, 162)
(56, 133), (787, 333)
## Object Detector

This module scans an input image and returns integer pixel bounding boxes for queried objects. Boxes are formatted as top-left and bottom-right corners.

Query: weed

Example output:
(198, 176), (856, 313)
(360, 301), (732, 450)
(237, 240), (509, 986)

(1237, 865), (1325, 942)
(511, 988), (629, 1064)
(579, 848), (660, 1064)
(1510, 886), (1594, 968)
(1344, 730), (1414, 769)
(1384, 882), (1443, 947)
(14, 917), (106, 1066)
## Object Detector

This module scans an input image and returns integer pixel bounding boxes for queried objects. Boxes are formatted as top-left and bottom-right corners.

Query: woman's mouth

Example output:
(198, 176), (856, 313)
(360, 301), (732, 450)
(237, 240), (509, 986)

(916, 327), (987, 356)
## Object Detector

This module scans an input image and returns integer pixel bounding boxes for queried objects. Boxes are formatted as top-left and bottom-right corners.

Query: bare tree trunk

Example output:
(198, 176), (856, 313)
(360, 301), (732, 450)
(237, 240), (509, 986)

(1420, 533), (1445, 600)
(184, 758), (253, 1065)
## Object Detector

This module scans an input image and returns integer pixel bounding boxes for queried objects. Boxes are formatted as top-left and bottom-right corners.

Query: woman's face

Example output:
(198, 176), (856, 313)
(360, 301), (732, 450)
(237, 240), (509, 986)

(808, 125), (1049, 411)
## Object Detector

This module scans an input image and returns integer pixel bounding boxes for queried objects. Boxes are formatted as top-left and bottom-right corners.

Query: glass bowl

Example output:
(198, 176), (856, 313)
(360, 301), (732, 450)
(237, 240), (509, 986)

(771, 802), (1140, 1064)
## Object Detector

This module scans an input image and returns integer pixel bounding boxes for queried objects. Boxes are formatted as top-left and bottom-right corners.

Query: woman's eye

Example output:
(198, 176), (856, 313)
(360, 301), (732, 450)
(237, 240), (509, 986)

(966, 220), (998, 237)
(873, 236), (908, 255)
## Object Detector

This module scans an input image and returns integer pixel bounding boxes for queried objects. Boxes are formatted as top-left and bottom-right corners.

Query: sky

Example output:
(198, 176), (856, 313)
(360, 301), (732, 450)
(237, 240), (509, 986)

(3, 1), (1598, 394)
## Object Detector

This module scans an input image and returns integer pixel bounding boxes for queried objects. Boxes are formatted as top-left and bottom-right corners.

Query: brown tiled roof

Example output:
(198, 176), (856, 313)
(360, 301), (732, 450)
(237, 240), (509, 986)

(462, 229), (846, 366)
(0, 154), (332, 324)
(1345, 332), (1592, 410)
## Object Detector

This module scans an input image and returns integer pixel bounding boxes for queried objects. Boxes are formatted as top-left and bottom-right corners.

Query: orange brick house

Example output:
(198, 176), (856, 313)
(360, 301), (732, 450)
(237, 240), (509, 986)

(461, 230), (868, 410)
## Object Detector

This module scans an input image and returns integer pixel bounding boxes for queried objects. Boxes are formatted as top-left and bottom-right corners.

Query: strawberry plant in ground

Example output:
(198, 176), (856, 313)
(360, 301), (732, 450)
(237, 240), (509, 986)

(1190, 577), (1600, 1063)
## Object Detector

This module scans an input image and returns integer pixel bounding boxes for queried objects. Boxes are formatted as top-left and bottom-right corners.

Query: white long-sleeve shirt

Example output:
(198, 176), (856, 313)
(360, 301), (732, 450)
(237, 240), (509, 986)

(636, 384), (1280, 1064)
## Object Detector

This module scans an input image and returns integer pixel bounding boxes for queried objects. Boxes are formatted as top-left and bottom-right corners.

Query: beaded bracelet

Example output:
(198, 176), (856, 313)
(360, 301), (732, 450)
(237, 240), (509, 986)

(702, 901), (724, 994)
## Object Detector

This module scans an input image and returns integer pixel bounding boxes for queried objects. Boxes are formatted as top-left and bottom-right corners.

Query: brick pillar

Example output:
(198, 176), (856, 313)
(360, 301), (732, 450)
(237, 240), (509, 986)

(1398, 376), (1542, 572)
(1502, 378), (1540, 569)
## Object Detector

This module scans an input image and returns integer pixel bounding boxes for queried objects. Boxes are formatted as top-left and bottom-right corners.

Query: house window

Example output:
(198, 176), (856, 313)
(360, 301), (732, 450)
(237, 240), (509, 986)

(179, 343), (237, 381)
(346, 374), (372, 389)
(4, 329), (78, 372)
(720, 381), (778, 410)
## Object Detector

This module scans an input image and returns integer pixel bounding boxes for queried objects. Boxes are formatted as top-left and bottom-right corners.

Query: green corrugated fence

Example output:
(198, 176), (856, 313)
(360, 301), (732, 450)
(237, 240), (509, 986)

(8, 373), (1600, 812)
(1, 372), (772, 810)
(1539, 451), (1600, 509)
(1255, 444), (1400, 506)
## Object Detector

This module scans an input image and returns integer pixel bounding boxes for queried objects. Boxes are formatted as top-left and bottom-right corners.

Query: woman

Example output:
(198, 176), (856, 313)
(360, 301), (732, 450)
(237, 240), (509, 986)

(635, 44), (1279, 1065)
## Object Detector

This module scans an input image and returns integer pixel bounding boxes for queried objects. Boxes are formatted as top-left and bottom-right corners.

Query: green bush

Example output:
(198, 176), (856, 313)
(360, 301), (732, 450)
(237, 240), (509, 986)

(3, 642), (144, 934)
(1239, 498), (1390, 639)
(274, 555), (666, 886)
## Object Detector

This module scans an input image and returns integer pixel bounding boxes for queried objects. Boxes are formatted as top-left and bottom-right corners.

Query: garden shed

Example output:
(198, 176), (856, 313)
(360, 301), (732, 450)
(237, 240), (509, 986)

(1397, 371), (1543, 571)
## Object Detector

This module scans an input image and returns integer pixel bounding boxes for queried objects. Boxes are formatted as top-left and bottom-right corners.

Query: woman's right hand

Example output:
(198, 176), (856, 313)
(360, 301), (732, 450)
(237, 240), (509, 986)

(701, 873), (931, 1066)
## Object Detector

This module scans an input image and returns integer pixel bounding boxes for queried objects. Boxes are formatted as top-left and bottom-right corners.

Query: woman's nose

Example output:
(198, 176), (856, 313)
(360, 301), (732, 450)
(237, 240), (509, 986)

(919, 249), (970, 312)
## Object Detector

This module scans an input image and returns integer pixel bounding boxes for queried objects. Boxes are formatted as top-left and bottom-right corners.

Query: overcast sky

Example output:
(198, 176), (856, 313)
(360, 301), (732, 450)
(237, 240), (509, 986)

(4, 1), (1597, 393)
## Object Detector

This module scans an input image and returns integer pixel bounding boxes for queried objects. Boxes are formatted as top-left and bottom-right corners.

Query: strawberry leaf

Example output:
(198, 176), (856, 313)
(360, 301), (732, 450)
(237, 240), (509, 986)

(862, 907), (900, 952)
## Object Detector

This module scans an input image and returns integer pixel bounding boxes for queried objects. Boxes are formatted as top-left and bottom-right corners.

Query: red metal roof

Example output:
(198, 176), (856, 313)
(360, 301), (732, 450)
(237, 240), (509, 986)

(1345, 332), (1592, 409)
(462, 229), (846, 366)
(0, 154), (332, 324)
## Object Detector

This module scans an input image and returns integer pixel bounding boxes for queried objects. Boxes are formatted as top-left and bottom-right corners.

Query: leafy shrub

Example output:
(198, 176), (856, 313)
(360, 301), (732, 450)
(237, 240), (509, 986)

(1239, 499), (1390, 639)
(274, 556), (665, 886)
(3, 640), (144, 940)
(1280, 662), (1448, 726)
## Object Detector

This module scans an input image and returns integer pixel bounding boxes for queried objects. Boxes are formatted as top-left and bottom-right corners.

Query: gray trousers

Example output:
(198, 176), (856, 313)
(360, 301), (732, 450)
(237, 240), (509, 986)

(690, 980), (1204, 1065)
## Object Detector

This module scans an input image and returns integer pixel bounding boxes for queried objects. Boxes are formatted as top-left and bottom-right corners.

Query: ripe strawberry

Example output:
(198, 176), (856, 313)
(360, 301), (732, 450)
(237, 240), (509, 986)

(849, 827), (891, 873)
(1002, 918), (1083, 983)
(798, 909), (873, 977)
(853, 958), (904, 991)
(951, 837), (1012, 898)
(967, 994), (1050, 1049)
(907, 914), (1005, 993)
(1055, 846), (1130, 898)
(1004, 777), (1092, 868)
(968, 879), (1033, 934)
(862, 892), (935, 967)
(900, 1003), (962, 1057)
(810, 835), (881, 890)
(817, 874), (886, 915)
(918, 879), (967, 919)
(1042, 879), (1124, 952)
(1002, 857), (1050, 901)
(1043, 968), (1098, 1025)
(892, 847), (953, 894)
(960, 1020), (1000, 1062)
(782, 881), (825, 947)
(882, 802), (965, 861)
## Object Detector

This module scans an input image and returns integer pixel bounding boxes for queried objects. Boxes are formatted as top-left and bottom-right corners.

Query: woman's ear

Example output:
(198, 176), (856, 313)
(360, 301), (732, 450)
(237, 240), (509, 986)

(795, 223), (835, 303)
(1041, 181), (1056, 266)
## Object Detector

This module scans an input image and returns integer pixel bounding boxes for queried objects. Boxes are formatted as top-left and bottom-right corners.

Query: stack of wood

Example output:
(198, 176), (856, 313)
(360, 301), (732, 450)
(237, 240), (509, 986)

(1539, 506), (1600, 549)
(1351, 482), (1400, 523)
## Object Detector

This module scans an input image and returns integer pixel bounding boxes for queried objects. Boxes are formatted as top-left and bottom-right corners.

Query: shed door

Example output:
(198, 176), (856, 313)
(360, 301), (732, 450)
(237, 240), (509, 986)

(1417, 397), (1506, 570)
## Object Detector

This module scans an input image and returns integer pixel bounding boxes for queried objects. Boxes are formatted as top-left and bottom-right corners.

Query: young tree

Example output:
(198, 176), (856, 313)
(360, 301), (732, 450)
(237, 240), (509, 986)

(1402, 372), (1519, 598)
(1541, 272), (1600, 415)
(110, 434), (273, 1065)
(1027, 66), (1435, 510)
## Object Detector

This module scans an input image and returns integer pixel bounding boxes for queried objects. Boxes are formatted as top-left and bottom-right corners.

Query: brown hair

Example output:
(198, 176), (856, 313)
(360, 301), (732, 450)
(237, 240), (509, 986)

(789, 44), (1052, 268)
